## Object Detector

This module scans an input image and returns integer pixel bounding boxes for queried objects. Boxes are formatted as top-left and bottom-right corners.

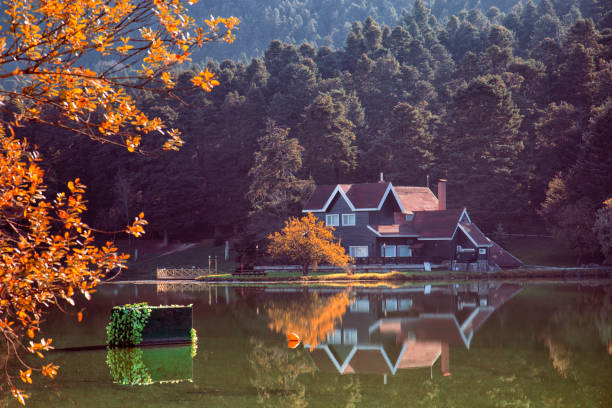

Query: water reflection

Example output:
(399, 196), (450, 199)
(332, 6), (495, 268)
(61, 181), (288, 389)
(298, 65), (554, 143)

(14, 281), (612, 407)
(263, 283), (522, 379)
(105, 346), (193, 385)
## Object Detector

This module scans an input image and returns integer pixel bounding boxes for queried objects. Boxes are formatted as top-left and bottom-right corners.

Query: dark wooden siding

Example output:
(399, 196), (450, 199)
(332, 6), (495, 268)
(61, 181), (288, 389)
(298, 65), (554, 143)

(369, 193), (401, 225)
(312, 193), (377, 255)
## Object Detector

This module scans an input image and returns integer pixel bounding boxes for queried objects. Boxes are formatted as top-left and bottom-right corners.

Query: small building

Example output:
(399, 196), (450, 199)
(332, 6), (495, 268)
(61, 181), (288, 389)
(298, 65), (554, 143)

(302, 178), (521, 270)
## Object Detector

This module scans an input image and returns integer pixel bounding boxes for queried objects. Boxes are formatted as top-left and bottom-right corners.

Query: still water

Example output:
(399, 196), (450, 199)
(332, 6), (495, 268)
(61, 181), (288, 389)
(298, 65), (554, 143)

(8, 281), (612, 407)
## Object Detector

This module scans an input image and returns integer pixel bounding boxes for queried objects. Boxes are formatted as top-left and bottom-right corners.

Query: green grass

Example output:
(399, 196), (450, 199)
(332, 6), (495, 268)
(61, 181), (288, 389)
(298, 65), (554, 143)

(502, 236), (578, 267)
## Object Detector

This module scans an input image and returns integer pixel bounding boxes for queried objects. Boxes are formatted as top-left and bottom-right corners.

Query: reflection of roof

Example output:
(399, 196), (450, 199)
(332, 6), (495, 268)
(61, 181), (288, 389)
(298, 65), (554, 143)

(305, 342), (440, 375)
(394, 187), (439, 213)
(459, 222), (493, 247)
(488, 242), (523, 268)
(397, 341), (442, 369)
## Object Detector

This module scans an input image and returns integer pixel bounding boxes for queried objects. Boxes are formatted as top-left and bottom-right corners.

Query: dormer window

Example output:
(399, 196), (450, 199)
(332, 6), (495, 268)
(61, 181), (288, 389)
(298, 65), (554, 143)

(325, 214), (339, 227)
(342, 214), (355, 226)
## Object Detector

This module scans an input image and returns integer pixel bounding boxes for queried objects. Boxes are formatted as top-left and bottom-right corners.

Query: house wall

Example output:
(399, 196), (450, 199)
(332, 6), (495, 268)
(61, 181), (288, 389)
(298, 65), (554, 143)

(369, 194), (401, 226)
(312, 193), (377, 256)
(420, 238), (457, 259)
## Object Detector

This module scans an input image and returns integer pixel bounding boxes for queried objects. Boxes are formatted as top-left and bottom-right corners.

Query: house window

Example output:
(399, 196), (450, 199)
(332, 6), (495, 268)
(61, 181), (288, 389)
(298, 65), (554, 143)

(349, 246), (368, 258)
(325, 214), (339, 227)
(397, 245), (412, 257)
(479, 248), (487, 255)
(327, 330), (342, 344)
(342, 213), (355, 226)
(405, 214), (414, 221)
(343, 329), (358, 345)
(383, 245), (396, 257)
(350, 298), (370, 312)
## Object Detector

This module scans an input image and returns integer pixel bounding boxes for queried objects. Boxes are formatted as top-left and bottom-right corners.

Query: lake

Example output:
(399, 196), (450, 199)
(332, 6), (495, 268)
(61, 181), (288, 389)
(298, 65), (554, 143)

(6, 281), (612, 407)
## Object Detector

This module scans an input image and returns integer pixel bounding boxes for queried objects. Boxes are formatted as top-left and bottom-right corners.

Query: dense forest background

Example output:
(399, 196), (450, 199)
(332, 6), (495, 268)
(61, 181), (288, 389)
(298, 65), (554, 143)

(11, 0), (612, 261)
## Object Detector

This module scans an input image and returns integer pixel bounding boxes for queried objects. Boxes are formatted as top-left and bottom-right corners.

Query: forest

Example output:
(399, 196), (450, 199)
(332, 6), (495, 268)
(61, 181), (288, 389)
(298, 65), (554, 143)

(12, 0), (612, 261)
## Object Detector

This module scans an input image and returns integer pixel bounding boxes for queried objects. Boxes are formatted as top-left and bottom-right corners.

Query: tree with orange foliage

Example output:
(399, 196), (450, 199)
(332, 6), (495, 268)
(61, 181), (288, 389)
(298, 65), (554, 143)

(267, 212), (351, 276)
(0, 0), (238, 404)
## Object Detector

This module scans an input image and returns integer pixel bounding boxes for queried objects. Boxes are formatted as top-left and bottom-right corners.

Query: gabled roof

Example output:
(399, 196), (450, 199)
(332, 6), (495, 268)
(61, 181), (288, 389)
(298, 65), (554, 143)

(488, 242), (523, 268)
(303, 182), (405, 213)
(394, 187), (439, 213)
(459, 222), (493, 247)
(413, 208), (468, 239)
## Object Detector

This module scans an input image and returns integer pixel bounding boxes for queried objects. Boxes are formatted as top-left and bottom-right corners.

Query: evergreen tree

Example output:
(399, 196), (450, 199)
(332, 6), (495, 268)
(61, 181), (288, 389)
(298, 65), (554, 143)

(295, 93), (358, 184)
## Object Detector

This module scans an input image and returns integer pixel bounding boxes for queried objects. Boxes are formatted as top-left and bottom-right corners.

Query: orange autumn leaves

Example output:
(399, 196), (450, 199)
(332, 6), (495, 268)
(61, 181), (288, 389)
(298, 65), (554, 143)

(0, 0), (239, 153)
(1, 0), (239, 403)
(267, 213), (352, 276)
(266, 291), (352, 349)
(0, 129), (145, 403)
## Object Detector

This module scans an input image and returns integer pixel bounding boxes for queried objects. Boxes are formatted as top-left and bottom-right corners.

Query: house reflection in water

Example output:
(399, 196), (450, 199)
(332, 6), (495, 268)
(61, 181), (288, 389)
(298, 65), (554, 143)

(302, 283), (522, 381)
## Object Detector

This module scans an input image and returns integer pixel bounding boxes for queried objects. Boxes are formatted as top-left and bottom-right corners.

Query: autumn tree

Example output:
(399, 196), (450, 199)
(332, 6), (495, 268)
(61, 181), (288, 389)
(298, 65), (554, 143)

(0, 0), (238, 404)
(267, 213), (351, 276)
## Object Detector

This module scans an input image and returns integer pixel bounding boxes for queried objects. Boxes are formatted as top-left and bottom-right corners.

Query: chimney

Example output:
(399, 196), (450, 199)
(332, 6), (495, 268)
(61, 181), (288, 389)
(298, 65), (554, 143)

(438, 179), (447, 211)
(379, 172), (384, 183)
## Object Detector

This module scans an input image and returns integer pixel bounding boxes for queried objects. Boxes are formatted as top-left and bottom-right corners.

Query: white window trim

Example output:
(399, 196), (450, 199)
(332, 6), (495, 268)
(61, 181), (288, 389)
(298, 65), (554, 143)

(397, 245), (412, 257)
(326, 214), (339, 227)
(383, 245), (397, 257)
(342, 213), (355, 226)
(349, 246), (369, 258)
(478, 248), (487, 255)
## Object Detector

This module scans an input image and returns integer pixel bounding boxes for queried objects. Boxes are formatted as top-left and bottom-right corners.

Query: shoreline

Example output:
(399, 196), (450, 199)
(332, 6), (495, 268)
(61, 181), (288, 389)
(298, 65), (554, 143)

(108, 267), (612, 286)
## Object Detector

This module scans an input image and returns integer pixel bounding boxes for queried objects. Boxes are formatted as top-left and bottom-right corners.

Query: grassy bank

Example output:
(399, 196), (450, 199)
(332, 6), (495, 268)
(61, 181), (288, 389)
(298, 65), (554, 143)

(501, 236), (578, 266)
(194, 268), (611, 283)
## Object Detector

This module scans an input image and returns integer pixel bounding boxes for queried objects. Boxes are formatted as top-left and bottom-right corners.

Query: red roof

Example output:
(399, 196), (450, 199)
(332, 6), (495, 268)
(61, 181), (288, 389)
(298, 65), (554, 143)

(459, 222), (492, 247)
(303, 184), (337, 211)
(341, 183), (390, 209)
(488, 242), (523, 268)
(412, 208), (465, 238)
(371, 223), (418, 236)
(395, 187), (438, 213)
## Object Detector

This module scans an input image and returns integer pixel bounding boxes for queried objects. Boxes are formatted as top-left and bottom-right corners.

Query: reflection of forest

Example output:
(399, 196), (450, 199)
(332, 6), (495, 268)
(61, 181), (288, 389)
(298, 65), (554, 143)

(541, 284), (612, 378)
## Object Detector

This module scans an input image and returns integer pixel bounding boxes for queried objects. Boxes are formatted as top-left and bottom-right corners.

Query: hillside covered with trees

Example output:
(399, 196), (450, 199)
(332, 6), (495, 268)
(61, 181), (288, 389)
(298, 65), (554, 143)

(14, 0), (612, 262)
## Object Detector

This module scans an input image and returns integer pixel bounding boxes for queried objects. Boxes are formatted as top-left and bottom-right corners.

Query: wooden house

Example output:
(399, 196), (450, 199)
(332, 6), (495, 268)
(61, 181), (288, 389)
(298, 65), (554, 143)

(302, 178), (521, 270)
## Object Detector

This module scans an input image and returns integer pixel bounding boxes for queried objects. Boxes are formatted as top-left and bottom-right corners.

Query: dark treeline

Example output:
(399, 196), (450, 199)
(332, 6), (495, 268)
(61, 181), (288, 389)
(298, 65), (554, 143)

(16, 0), (612, 261)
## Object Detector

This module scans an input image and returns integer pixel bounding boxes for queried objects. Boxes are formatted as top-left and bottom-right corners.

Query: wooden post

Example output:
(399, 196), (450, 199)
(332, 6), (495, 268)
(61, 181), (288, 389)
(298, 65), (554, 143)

(208, 256), (211, 274)
(214, 256), (218, 273)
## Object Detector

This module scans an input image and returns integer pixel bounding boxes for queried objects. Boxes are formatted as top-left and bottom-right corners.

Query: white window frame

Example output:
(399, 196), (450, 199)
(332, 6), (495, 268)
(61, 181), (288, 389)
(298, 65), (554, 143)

(478, 248), (487, 255)
(343, 329), (358, 345)
(383, 245), (397, 257)
(349, 246), (369, 258)
(342, 213), (355, 226)
(325, 214), (339, 227)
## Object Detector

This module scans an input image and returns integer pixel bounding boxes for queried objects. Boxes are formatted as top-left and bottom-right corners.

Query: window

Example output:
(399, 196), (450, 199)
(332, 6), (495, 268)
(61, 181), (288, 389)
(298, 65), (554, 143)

(405, 213), (414, 221)
(342, 213), (355, 226)
(327, 330), (342, 344)
(325, 214), (339, 226)
(343, 329), (358, 345)
(350, 298), (370, 312)
(478, 248), (487, 255)
(349, 246), (368, 258)
(398, 245), (412, 257)
(383, 245), (396, 257)
(385, 298), (398, 312)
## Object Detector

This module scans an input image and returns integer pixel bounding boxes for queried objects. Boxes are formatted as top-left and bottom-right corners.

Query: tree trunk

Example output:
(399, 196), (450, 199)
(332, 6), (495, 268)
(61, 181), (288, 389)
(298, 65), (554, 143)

(302, 264), (309, 276)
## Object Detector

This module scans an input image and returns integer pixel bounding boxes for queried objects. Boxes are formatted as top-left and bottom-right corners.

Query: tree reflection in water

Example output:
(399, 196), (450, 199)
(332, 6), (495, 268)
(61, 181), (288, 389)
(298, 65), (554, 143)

(265, 290), (352, 348)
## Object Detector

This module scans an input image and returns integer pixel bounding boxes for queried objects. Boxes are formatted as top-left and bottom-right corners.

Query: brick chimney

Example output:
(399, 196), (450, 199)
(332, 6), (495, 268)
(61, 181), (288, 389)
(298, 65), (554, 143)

(438, 179), (447, 210)
(379, 172), (384, 183)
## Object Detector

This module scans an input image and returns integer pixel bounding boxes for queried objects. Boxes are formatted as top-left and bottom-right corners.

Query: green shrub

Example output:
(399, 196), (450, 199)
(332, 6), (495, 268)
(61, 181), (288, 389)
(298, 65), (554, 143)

(106, 303), (152, 347)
